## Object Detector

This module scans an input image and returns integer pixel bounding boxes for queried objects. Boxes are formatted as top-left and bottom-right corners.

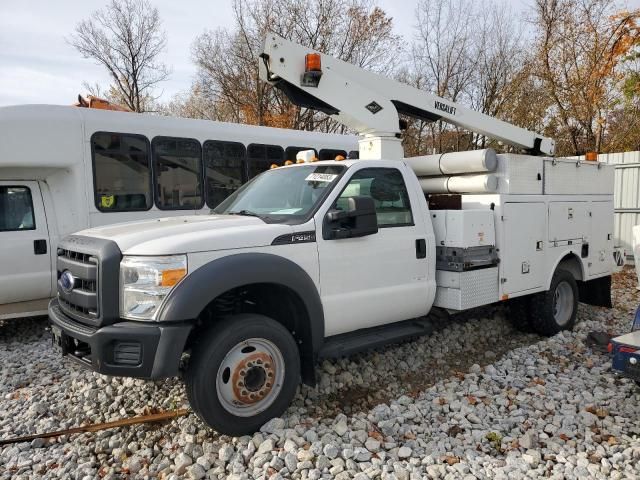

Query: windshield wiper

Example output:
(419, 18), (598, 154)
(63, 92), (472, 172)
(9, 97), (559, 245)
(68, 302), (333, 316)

(228, 209), (262, 218)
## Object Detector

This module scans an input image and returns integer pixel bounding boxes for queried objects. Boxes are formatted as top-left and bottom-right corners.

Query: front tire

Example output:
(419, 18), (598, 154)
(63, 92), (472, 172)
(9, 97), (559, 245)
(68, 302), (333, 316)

(185, 314), (300, 436)
(530, 269), (578, 336)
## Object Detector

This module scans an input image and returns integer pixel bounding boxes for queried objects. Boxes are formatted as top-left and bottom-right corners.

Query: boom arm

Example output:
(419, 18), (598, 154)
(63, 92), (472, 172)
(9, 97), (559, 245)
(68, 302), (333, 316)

(259, 33), (555, 157)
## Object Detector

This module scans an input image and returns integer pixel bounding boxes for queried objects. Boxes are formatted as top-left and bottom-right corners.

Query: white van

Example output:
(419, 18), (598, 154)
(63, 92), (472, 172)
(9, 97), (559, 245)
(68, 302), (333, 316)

(0, 104), (357, 319)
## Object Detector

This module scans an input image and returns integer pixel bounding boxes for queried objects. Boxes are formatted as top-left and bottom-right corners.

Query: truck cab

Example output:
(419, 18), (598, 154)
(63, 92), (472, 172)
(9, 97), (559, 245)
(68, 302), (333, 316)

(49, 158), (438, 435)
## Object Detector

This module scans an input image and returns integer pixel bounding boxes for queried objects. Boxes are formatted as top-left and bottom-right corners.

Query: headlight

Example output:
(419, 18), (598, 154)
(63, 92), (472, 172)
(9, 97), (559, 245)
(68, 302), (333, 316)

(120, 255), (187, 321)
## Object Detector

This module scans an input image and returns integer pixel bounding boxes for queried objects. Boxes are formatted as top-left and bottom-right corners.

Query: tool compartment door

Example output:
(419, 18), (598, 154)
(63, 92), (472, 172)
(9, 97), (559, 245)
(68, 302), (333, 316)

(502, 202), (546, 295)
(588, 201), (614, 276)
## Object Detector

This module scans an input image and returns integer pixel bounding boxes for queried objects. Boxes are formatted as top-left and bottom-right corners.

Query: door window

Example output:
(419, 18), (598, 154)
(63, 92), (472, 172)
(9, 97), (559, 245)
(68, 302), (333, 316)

(335, 168), (413, 227)
(0, 186), (35, 231)
(204, 141), (246, 208)
(152, 137), (203, 209)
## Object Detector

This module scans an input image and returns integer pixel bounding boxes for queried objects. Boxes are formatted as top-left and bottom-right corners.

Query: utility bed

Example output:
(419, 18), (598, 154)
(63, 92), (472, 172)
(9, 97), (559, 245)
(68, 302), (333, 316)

(430, 155), (614, 311)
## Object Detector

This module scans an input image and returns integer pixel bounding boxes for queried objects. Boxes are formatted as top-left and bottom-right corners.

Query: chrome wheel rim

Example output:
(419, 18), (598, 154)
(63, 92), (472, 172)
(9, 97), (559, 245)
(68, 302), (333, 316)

(553, 281), (574, 326)
(216, 338), (285, 417)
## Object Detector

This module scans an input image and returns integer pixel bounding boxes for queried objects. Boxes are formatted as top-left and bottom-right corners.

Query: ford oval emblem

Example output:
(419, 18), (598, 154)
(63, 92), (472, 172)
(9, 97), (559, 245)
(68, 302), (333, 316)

(59, 270), (76, 294)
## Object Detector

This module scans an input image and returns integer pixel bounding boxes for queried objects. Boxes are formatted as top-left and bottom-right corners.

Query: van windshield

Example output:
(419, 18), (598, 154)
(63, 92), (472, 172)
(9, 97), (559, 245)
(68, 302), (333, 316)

(213, 164), (345, 224)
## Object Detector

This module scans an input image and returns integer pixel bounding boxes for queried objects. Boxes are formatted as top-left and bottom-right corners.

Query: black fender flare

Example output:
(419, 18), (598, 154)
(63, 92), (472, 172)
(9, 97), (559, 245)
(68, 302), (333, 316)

(157, 252), (325, 354)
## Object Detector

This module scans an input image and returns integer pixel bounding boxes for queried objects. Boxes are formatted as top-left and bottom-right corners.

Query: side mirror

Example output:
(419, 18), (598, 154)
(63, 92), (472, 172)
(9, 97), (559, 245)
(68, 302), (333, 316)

(324, 196), (378, 240)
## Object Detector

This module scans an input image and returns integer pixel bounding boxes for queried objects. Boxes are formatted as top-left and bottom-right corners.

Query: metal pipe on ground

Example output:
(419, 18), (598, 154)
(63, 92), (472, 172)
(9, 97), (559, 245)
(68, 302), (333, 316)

(405, 149), (498, 176)
(419, 174), (499, 194)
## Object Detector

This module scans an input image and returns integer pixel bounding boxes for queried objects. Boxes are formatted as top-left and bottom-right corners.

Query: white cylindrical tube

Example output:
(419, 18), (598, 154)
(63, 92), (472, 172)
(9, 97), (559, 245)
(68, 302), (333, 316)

(419, 174), (499, 194)
(405, 149), (498, 176)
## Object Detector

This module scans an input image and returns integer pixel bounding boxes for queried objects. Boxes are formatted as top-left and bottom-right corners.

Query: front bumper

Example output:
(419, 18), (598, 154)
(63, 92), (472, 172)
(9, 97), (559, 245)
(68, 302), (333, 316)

(611, 331), (640, 382)
(48, 299), (192, 379)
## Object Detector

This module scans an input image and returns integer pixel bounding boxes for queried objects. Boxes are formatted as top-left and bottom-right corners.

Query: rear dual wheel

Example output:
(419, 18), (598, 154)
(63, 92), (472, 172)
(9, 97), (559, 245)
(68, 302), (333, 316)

(185, 314), (300, 436)
(509, 269), (578, 337)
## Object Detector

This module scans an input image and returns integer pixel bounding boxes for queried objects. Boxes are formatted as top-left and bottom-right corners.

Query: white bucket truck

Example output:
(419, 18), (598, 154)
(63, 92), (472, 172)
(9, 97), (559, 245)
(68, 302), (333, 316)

(48, 34), (615, 435)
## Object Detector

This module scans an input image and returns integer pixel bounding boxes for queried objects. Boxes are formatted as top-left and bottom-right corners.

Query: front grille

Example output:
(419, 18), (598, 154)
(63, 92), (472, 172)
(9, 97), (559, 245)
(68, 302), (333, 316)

(57, 248), (99, 322)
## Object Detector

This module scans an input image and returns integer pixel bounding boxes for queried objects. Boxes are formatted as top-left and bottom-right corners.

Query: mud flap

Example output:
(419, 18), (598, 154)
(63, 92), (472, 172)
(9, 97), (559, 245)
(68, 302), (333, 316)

(578, 275), (612, 308)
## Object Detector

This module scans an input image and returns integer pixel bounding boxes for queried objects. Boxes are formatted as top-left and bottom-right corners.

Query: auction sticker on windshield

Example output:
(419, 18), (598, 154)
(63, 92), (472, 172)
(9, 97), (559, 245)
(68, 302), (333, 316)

(305, 173), (338, 182)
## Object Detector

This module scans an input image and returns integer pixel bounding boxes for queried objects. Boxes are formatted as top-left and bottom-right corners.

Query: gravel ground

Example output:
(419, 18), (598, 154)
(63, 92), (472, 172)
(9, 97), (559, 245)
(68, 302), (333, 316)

(1, 269), (639, 479)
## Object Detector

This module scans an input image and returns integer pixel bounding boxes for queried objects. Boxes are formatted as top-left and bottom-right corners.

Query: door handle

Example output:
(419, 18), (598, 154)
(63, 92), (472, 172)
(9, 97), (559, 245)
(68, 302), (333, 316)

(416, 239), (426, 259)
(33, 239), (47, 255)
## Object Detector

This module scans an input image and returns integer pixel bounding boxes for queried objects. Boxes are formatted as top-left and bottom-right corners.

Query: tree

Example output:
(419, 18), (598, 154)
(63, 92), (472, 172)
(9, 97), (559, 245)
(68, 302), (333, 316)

(69, 0), (171, 112)
(172, 0), (400, 130)
(532, 0), (640, 155)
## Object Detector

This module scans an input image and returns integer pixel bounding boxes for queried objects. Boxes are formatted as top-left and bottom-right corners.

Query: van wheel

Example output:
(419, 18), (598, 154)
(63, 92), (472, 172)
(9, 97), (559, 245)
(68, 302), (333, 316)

(185, 314), (300, 436)
(530, 269), (578, 336)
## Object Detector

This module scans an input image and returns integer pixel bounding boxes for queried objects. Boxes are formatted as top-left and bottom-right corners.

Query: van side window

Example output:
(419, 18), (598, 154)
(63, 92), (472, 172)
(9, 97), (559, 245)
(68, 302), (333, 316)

(247, 144), (284, 179)
(319, 149), (348, 160)
(204, 141), (246, 208)
(152, 137), (203, 210)
(92, 132), (152, 211)
(0, 186), (35, 231)
(285, 146), (317, 162)
(335, 168), (413, 227)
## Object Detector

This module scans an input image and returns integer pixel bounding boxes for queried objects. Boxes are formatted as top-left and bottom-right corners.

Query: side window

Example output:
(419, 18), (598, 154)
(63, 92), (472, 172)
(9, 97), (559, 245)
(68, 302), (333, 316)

(92, 132), (152, 211)
(0, 186), (35, 231)
(153, 137), (203, 210)
(319, 148), (348, 160)
(247, 144), (284, 179)
(285, 146), (317, 162)
(335, 168), (413, 227)
(204, 140), (246, 208)
(348, 150), (359, 159)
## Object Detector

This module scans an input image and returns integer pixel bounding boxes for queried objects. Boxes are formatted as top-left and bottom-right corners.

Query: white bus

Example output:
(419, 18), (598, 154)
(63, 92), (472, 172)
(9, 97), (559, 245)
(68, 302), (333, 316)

(0, 104), (357, 319)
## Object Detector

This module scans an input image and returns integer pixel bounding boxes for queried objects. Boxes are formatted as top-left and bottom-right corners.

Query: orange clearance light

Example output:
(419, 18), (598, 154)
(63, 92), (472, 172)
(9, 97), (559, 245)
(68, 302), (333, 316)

(161, 268), (186, 287)
(501, 294), (509, 301)
(296, 159), (305, 164)
(335, 155), (346, 161)
(284, 160), (293, 166)
(585, 151), (598, 162)
(270, 163), (279, 169)
(311, 157), (319, 162)
(305, 53), (322, 72)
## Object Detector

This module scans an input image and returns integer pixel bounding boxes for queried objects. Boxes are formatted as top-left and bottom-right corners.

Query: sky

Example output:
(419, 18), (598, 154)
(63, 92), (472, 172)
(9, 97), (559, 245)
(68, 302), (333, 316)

(0, 0), (638, 107)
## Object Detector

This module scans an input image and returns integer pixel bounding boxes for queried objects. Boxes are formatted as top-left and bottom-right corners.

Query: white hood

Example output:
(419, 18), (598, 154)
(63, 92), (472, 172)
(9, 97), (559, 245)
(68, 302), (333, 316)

(78, 215), (297, 255)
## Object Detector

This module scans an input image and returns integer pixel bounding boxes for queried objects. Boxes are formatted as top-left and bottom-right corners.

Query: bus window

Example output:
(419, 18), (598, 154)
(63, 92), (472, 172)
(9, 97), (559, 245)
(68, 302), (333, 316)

(204, 141), (246, 208)
(92, 132), (152, 211)
(348, 150), (359, 159)
(285, 146), (317, 162)
(319, 149), (348, 160)
(152, 137), (203, 210)
(247, 144), (284, 179)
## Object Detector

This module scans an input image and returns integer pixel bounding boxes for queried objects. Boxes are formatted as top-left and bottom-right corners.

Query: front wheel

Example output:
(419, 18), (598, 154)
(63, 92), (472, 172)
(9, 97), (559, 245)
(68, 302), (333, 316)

(185, 314), (300, 436)
(530, 269), (579, 336)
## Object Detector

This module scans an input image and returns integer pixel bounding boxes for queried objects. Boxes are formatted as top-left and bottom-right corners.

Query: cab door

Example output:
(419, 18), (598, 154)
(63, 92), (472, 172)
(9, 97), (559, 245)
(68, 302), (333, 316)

(0, 182), (52, 306)
(315, 166), (430, 336)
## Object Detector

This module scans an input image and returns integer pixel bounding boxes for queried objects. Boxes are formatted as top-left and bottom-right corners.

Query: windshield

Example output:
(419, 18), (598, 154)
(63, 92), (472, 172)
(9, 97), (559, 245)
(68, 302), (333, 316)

(213, 164), (346, 223)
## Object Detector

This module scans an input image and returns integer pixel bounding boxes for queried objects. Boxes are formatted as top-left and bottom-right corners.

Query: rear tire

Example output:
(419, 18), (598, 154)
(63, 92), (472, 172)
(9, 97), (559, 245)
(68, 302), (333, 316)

(185, 314), (300, 436)
(507, 296), (533, 332)
(530, 269), (578, 336)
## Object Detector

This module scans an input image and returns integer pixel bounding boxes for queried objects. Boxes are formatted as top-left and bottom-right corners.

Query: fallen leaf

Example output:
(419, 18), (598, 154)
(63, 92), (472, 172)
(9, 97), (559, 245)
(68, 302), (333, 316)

(442, 455), (460, 465)
(559, 433), (569, 441)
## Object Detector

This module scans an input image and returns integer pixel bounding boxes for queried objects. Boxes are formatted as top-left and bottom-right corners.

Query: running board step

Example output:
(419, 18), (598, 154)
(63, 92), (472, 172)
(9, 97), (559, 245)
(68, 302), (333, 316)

(318, 318), (434, 359)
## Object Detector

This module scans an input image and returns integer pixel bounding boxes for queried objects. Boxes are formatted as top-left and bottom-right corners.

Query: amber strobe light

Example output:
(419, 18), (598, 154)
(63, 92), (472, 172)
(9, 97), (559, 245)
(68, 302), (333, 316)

(305, 53), (322, 72)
